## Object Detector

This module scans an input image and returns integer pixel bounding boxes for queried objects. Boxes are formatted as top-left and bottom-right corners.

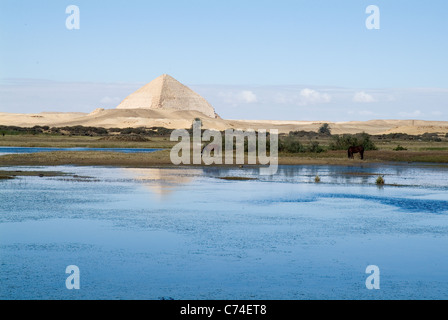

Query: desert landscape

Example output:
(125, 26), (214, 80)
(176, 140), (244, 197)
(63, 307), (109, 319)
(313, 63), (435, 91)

(2, 75), (448, 136)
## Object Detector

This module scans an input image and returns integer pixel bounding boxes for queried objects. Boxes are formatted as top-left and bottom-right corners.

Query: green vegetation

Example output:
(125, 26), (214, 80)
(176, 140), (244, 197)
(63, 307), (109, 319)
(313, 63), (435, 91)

(99, 135), (150, 142)
(1, 125), (448, 166)
(393, 144), (407, 151)
(318, 123), (331, 135)
(308, 141), (324, 153)
(0, 125), (174, 137)
(278, 137), (324, 153)
(421, 132), (442, 142)
(329, 132), (377, 151)
(376, 132), (445, 142)
(0, 133), (175, 149)
(288, 130), (322, 139)
(279, 136), (305, 153)
(0, 125), (51, 136)
(376, 176), (385, 185)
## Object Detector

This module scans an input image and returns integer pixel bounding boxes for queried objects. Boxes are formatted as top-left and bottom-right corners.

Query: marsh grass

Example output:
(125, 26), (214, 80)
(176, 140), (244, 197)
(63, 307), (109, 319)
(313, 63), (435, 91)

(1, 133), (448, 166)
(0, 134), (175, 149)
(393, 145), (407, 151)
(376, 176), (385, 185)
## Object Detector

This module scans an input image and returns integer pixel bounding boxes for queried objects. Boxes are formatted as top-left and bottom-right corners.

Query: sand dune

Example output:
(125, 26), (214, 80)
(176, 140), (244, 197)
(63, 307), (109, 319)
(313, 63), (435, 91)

(2, 108), (448, 135)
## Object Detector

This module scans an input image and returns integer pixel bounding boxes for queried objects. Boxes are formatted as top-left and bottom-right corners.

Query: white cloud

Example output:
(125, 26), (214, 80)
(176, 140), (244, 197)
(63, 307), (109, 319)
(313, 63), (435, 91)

(270, 88), (331, 106)
(299, 88), (331, 105)
(239, 90), (257, 103)
(216, 90), (258, 105)
(353, 91), (375, 103)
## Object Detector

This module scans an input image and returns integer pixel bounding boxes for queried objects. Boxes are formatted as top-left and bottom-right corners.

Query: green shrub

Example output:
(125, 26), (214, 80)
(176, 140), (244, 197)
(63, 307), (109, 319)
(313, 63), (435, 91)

(307, 141), (324, 153)
(147, 127), (174, 136)
(120, 127), (146, 135)
(288, 130), (320, 139)
(376, 176), (385, 185)
(329, 132), (377, 151)
(421, 132), (442, 142)
(318, 123), (331, 135)
(0, 125), (50, 135)
(393, 144), (407, 151)
(278, 136), (305, 153)
(329, 135), (356, 150)
(278, 137), (325, 153)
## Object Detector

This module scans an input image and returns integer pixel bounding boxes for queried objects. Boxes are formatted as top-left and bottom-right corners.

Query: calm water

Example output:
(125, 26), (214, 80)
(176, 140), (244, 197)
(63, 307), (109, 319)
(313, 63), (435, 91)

(0, 146), (162, 155)
(0, 164), (447, 299)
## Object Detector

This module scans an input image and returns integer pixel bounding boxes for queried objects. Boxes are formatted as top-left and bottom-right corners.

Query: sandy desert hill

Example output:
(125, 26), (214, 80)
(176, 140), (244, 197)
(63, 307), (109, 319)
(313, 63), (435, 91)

(2, 110), (448, 136)
(1, 74), (447, 135)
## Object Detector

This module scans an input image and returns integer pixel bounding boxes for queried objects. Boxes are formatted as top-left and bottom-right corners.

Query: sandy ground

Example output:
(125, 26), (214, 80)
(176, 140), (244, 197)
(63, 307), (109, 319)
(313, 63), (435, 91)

(1, 109), (448, 135)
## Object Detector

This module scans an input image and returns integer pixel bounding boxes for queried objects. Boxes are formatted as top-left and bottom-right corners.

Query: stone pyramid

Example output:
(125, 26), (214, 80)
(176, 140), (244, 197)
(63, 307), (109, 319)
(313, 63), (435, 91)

(116, 74), (216, 118)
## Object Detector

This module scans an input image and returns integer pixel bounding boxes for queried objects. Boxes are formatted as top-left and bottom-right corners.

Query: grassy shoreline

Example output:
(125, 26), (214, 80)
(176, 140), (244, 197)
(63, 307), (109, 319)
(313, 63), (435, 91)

(1, 150), (447, 169)
(1, 134), (448, 168)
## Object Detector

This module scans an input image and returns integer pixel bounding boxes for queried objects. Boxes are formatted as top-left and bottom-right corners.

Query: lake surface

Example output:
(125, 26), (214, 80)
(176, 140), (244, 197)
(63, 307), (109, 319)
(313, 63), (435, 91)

(0, 146), (162, 155)
(1, 164), (447, 299)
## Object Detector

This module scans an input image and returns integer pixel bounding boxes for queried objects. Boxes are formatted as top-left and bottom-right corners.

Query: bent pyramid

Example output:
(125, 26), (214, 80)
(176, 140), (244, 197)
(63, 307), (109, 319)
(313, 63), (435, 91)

(116, 74), (217, 118)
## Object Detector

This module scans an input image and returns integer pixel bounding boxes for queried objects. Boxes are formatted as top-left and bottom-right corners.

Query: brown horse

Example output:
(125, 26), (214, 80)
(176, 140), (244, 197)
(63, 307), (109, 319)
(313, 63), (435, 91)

(348, 145), (364, 160)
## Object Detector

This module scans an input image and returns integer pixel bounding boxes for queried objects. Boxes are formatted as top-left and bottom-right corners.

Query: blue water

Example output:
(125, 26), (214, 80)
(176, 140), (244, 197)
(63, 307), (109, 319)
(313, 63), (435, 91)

(0, 164), (447, 299)
(0, 146), (162, 155)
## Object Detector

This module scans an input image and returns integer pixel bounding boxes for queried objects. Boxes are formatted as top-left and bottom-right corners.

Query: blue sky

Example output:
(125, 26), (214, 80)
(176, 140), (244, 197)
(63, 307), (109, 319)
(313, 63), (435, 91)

(1, 0), (447, 120)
